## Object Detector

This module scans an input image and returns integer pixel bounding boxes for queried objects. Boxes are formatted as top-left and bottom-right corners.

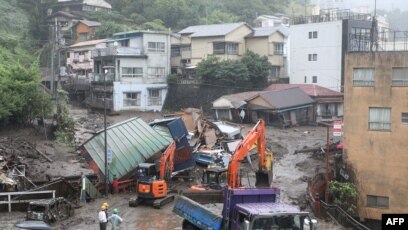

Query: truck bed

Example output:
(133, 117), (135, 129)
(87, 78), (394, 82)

(173, 195), (223, 230)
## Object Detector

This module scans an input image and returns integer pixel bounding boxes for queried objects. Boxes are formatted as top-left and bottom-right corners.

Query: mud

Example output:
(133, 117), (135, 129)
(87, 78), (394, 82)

(0, 105), (344, 229)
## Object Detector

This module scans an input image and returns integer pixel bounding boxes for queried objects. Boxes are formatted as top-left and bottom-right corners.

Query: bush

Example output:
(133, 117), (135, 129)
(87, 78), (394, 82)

(329, 181), (358, 216)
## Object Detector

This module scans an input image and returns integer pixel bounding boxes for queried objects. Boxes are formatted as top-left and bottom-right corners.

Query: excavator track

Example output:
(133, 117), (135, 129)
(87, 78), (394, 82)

(153, 195), (175, 209)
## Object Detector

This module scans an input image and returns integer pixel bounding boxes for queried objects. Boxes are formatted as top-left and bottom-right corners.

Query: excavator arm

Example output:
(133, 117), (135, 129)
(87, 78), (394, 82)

(159, 141), (176, 180)
(227, 119), (273, 188)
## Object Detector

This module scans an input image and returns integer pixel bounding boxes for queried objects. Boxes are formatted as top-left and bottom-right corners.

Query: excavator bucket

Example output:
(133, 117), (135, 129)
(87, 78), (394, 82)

(255, 171), (272, 188)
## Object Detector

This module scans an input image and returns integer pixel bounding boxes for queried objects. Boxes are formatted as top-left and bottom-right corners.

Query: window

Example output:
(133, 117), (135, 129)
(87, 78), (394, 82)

(148, 42), (165, 52)
(392, 68), (408, 86)
(121, 67), (143, 78)
(217, 109), (230, 120)
(148, 89), (162, 105)
(309, 31), (318, 39)
(123, 92), (141, 107)
(353, 68), (375, 86)
(273, 43), (284, 55)
(369, 108), (391, 131)
(226, 43), (239, 54)
(308, 54), (317, 61)
(67, 52), (70, 58)
(213, 42), (239, 55)
(120, 39), (129, 47)
(171, 46), (180, 56)
(304, 76), (307, 83)
(402, 113), (408, 124)
(213, 42), (225, 54)
(180, 45), (191, 52)
(367, 195), (389, 208)
(312, 76), (317, 83)
(271, 66), (280, 78)
(147, 67), (165, 78)
(79, 32), (88, 42)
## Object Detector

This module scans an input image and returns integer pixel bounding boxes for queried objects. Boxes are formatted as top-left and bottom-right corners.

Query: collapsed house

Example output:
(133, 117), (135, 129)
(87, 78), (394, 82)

(213, 88), (314, 127)
(79, 117), (194, 182)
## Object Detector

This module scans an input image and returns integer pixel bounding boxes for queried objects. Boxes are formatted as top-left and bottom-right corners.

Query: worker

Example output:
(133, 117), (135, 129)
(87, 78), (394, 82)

(103, 202), (110, 220)
(108, 208), (123, 230)
(98, 205), (108, 230)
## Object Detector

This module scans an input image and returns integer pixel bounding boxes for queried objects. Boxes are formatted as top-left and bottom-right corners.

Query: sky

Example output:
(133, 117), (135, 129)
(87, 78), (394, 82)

(312, 0), (408, 12)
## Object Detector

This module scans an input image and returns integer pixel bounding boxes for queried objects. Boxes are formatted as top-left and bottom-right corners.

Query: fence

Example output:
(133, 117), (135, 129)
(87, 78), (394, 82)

(349, 30), (408, 52)
(320, 200), (370, 230)
(0, 190), (55, 212)
(292, 9), (370, 25)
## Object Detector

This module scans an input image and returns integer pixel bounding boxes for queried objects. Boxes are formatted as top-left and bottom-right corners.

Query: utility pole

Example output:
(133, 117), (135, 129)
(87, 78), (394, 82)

(50, 18), (59, 115)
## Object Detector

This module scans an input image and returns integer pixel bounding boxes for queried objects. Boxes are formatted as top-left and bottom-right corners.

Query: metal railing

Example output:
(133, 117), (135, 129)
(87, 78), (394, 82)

(0, 190), (55, 212)
(292, 9), (370, 25)
(349, 30), (408, 52)
(320, 200), (370, 230)
(92, 46), (145, 58)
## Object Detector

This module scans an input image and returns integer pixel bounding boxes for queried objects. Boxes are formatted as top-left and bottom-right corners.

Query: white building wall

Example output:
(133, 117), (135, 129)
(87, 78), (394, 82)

(289, 20), (343, 91)
(110, 32), (171, 112)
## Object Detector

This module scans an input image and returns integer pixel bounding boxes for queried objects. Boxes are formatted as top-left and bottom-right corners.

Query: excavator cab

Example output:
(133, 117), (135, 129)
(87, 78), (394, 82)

(136, 163), (167, 199)
(201, 167), (228, 190)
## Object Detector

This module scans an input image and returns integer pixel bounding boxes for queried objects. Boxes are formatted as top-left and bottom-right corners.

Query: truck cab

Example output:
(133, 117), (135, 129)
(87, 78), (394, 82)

(233, 203), (317, 230)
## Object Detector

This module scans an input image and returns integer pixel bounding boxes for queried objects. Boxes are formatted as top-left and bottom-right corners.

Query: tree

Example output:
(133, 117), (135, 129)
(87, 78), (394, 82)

(241, 50), (271, 88)
(196, 56), (221, 84)
(207, 10), (239, 24)
(94, 21), (126, 39)
(329, 181), (358, 216)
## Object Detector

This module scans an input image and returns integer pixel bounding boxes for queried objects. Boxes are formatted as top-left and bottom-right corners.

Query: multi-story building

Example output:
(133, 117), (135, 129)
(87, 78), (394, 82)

(171, 22), (288, 81)
(66, 39), (107, 80)
(53, 0), (111, 12)
(245, 26), (289, 81)
(290, 9), (371, 92)
(72, 20), (101, 43)
(343, 51), (408, 221)
(88, 30), (170, 112)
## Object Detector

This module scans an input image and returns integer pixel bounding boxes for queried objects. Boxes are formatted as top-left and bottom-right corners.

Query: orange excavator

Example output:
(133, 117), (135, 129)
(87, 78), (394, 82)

(129, 141), (176, 209)
(191, 119), (273, 191)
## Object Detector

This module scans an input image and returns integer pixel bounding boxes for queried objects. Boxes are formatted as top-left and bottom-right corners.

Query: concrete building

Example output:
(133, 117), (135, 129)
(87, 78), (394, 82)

(290, 10), (371, 92)
(53, 0), (112, 12)
(343, 51), (408, 221)
(254, 15), (290, 28)
(88, 30), (170, 112)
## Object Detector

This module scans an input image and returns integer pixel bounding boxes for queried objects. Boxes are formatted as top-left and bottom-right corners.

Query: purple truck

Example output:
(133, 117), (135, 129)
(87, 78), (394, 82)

(173, 188), (317, 230)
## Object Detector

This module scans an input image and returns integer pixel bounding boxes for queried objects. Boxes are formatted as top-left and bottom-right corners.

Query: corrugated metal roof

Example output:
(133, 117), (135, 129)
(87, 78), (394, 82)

(178, 22), (248, 37)
(250, 88), (314, 109)
(79, 20), (101, 27)
(212, 91), (263, 109)
(82, 117), (171, 181)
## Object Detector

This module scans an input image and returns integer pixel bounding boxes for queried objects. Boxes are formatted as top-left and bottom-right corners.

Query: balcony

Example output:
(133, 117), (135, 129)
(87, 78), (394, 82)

(92, 73), (116, 83)
(92, 47), (145, 58)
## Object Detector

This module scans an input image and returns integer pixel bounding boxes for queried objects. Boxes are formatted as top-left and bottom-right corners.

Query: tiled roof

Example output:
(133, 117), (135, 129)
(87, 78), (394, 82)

(179, 22), (249, 37)
(212, 91), (263, 109)
(69, 39), (107, 48)
(253, 88), (314, 109)
(265, 84), (343, 97)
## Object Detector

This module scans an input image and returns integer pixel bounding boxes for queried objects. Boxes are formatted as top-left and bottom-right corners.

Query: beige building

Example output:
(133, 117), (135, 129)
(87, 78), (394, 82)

(343, 51), (408, 221)
(245, 26), (289, 81)
(171, 23), (288, 80)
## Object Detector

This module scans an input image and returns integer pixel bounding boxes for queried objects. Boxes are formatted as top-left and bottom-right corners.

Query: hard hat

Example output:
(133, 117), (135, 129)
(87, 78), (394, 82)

(103, 202), (109, 208)
(112, 208), (118, 214)
(101, 205), (107, 210)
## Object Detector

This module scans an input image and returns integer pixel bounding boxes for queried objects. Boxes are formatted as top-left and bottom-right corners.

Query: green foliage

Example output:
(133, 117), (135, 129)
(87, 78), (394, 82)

(241, 51), (271, 88)
(207, 10), (239, 24)
(94, 21), (127, 39)
(54, 86), (75, 145)
(142, 19), (167, 31)
(167, 73), (178, 84)
(329, 181), (358, 216)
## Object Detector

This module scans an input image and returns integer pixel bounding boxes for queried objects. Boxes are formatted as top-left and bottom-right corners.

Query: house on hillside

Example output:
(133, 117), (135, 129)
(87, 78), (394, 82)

(254, 14), (290, 28)
(246, 88), (314, 127)
(48, 11), (90, 45)
(212, 91), (263, 122)
(87, 30), (171, 112)
(265, 84), (343, 122)
(245, 26), (289, 81)
(52, 0), (112, 13)
(72, 20), (101, 43)
(63, 39), (107, 97)
(171, 22), (253, 77)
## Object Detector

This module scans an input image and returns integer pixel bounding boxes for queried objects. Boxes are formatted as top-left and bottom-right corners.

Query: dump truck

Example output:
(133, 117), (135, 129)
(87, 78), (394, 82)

(174, 188), (317, 230)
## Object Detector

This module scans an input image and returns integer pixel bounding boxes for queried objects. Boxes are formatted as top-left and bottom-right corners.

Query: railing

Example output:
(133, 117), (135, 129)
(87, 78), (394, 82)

(320, 200), (370, 230)
(92, 46), (145, 57)
(292, 9), (370, 25)
(93, 73), (116, 82)
(349, 30), (408, 52)
(0, 190), (55, 212)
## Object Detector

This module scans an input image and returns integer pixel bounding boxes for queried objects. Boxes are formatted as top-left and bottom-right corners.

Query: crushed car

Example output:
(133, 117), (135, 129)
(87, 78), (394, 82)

(27, 197), (74, 223)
